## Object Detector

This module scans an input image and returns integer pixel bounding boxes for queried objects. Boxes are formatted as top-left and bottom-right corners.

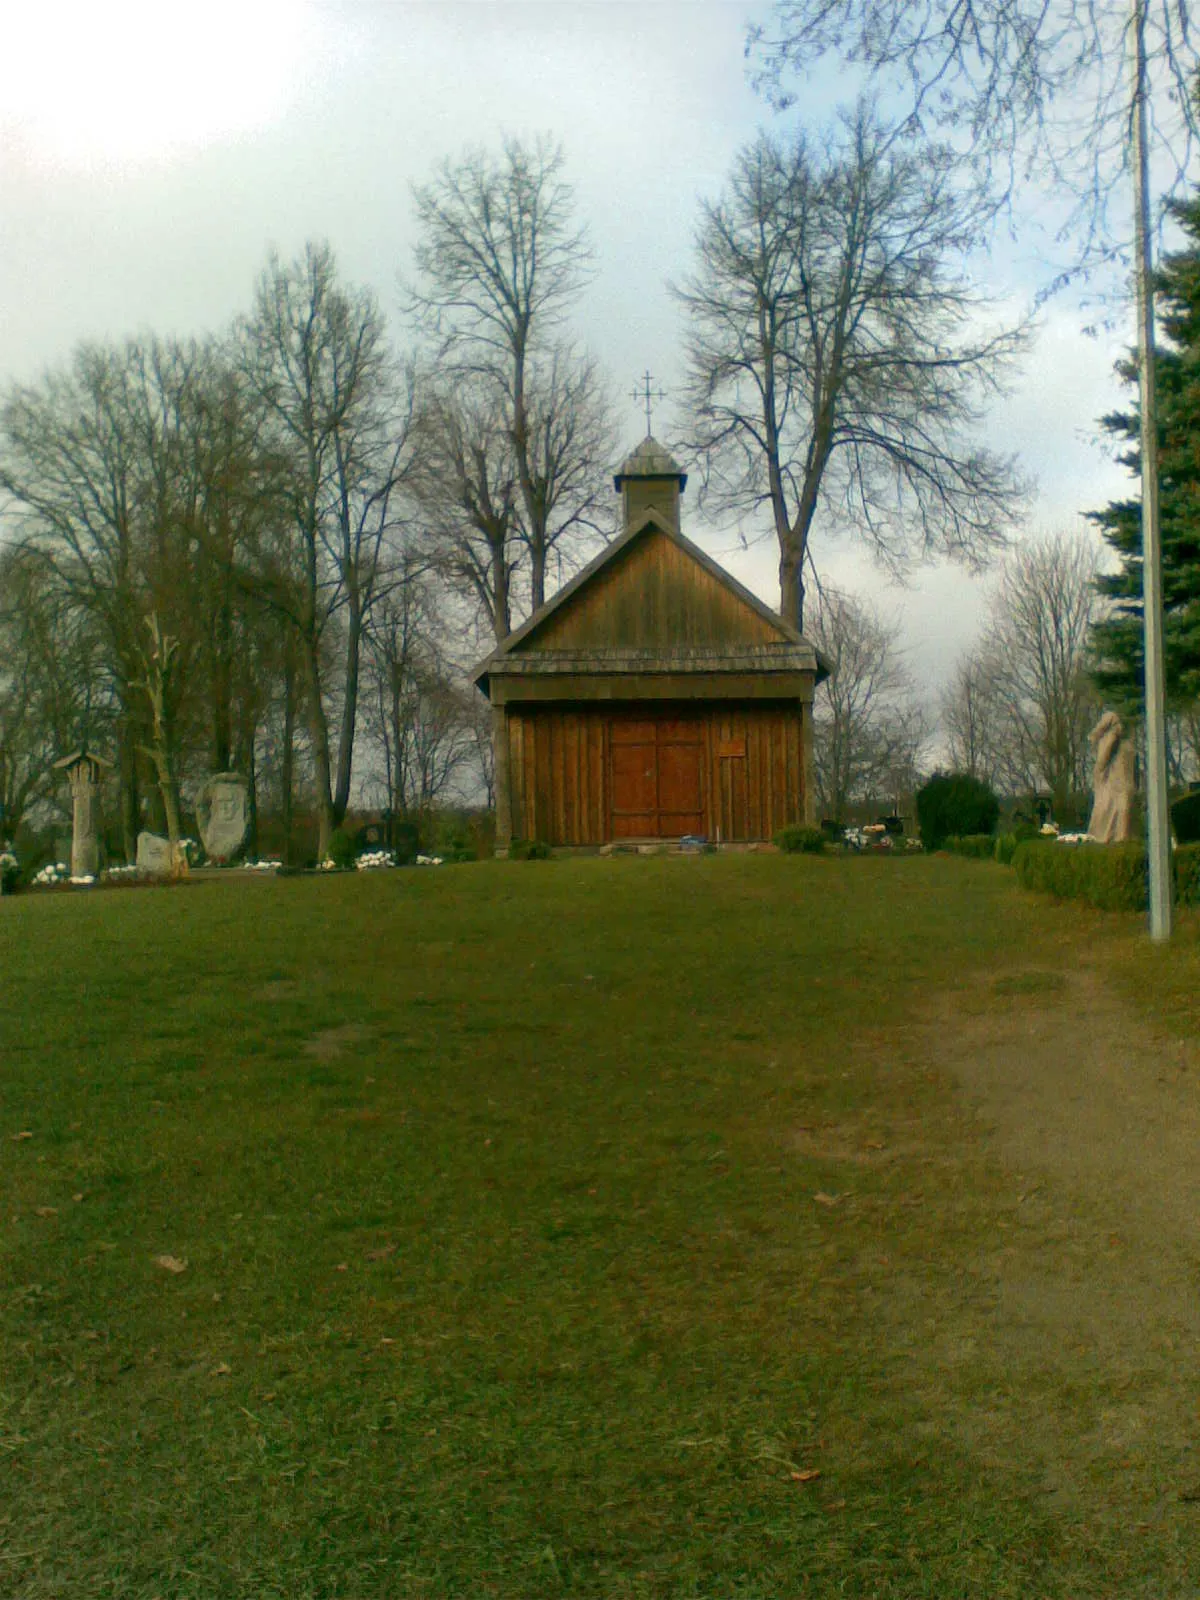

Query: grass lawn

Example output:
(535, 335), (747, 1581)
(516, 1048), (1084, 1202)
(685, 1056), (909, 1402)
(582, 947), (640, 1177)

(3, 855), (1199, 1597)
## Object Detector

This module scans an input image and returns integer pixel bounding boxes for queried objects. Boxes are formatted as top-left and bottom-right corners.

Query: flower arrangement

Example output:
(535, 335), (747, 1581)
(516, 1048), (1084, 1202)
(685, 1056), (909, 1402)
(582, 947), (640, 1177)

(33, 861), (70, 886)
(355, 849), (396, 870)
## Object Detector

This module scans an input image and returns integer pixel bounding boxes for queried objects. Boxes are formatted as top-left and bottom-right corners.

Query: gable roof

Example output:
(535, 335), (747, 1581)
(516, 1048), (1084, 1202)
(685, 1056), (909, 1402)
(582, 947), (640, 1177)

(472, 508), (829, 691)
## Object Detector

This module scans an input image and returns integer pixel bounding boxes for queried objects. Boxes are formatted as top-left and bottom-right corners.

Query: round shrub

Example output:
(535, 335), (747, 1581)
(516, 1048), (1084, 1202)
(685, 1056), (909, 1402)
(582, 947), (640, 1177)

(916, 773), (1000, 852)
(508, 838), (552, 860)
(326, 827), (356, 869)
(774, 825), (826, 854)
(1171, 790), (1200, 845)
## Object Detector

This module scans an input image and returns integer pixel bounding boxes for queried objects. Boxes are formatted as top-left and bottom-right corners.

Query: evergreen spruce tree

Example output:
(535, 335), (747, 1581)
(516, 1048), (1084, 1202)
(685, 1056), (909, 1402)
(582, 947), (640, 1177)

(1090, 192), (1200, 716)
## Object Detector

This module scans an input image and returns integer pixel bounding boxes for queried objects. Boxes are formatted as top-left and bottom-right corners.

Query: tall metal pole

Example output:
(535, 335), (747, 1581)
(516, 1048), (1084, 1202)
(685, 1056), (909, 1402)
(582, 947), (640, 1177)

(1131, 0), (1173, 940)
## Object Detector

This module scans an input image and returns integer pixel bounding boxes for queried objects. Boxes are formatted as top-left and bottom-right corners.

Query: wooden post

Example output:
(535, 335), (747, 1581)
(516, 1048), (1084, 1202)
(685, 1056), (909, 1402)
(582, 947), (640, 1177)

(492, 703), (513, 855)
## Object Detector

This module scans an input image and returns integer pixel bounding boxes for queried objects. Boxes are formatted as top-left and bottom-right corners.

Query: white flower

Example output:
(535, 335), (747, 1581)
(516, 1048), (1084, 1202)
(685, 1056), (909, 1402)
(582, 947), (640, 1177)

(355, 849), (396, 870)
(414, 854), (444, 866)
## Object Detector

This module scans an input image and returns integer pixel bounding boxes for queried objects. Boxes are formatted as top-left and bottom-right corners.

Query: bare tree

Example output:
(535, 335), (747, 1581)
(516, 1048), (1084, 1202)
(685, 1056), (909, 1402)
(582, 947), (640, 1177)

(0, 544), (102, 836)
(407, 135), (614, 622)
(751, 2), (1199, 270)
(244, 242), (416, 858)
(973, 531), (1102, 819)
(362, 573), (477, 822)
(135, 614), (188, 872)
(675, 106), (1029, 629)
(939, 655), (1006, 786)
(807, 586), (925, 820)
(0, 338), (206, 857)
(410, 379), (519, 642)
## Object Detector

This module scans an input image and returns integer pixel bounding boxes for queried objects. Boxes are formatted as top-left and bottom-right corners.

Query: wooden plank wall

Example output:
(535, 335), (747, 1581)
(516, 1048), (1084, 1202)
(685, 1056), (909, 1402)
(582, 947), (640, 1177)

(505, 703), (809, 844)
(527, 530), (783, 652)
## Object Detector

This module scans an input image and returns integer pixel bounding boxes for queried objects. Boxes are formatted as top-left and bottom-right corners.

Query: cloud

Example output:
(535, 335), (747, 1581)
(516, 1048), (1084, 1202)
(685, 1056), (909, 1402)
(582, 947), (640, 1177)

(0, 0), (334, 171)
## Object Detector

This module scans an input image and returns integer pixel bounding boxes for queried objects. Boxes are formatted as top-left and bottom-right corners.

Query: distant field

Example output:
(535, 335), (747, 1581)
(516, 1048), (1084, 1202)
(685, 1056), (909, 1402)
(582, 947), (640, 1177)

(3, 856), (1200, 1598)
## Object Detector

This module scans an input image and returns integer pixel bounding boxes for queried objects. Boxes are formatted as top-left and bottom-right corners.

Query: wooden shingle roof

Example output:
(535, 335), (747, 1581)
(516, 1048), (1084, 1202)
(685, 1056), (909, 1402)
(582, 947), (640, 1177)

(473, 508), (829, 693)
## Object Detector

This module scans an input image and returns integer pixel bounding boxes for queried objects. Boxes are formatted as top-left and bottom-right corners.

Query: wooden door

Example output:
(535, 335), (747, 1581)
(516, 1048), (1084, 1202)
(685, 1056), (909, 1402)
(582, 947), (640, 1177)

(608, 714), (705, 838)
(610, 719), (658, 837)
(656, 719), (705, 836)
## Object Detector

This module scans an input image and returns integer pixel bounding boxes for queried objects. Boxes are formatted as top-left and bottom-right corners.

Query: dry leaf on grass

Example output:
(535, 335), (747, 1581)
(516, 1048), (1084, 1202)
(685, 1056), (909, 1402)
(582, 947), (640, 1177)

(365, 1244), (396, 1261)
(11, 1131), (32, 1142)
(791, 1468), (822, 1482)
(813, 1192), (841, 1207)
(34, 1206), (57, 1218)
(154, 1255), (187, 1274)
(211, 1362), (231, 1377)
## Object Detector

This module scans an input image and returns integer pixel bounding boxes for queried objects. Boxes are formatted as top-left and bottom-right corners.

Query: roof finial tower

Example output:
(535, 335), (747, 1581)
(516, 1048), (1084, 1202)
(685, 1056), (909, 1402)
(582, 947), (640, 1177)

(613, 435), (687, 535)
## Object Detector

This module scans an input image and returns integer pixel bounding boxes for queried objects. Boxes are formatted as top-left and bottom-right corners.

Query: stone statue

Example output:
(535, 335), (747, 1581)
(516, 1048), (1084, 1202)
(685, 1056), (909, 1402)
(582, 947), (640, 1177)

(196, 772), (249, 862)
(1087, 711), (1136, 843)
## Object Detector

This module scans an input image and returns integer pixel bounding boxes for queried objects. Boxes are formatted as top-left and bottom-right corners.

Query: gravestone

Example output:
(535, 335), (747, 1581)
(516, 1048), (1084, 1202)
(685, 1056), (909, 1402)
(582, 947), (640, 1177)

(136, 831), (173, 875)
(195, 772), (249, 862)
(53, 750), (113, 879)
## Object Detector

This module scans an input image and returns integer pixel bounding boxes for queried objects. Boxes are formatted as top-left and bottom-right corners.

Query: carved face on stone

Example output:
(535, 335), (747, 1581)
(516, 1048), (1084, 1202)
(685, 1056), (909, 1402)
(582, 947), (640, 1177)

(197, 773), (249, 860)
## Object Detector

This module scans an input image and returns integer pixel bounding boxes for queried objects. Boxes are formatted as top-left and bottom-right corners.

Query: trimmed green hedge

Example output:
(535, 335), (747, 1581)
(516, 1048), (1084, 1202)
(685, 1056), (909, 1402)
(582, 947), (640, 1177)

(1011, 839), (1200, 911)
(944, 834), (997, 860)
(775, 825), (826, 854)
(1176, 842), (1200, 904)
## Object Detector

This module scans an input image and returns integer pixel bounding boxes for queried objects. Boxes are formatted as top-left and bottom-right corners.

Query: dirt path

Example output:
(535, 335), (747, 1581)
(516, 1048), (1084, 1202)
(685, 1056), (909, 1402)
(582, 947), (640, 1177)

(907, 957), (1200, 1530)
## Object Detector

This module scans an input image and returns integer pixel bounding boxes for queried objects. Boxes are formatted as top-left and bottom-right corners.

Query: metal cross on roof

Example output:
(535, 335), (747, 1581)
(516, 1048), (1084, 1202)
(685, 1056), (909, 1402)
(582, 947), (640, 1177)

(632, 370), (666, 437)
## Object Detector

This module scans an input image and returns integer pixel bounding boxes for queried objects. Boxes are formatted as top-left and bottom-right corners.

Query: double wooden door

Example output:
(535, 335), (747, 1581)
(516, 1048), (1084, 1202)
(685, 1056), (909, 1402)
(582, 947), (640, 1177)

(609, 715), (706, 838)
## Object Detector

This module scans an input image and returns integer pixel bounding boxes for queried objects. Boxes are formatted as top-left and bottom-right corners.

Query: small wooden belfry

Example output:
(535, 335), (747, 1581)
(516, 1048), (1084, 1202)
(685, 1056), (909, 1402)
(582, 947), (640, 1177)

(474, 438), (827, 849)
(53, 749), (112, 879)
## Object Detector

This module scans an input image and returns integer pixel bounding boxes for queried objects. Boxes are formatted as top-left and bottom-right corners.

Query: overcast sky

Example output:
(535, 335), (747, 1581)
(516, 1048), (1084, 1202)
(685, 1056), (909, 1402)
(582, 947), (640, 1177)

(1, 0), (1137, 704)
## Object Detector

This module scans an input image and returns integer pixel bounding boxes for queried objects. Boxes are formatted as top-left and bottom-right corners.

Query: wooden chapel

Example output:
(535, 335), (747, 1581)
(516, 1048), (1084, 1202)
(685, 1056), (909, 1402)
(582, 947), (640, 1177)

(473, 436), (827, 850)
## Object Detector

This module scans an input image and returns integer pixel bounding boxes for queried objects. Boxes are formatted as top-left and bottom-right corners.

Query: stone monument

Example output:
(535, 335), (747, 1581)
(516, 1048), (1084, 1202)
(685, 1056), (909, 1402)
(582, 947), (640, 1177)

(53, 749), (112, 879)
(195, 772), (250, 862)
(136, 831), (174, 875)
(1087, 711), (1136, 843)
